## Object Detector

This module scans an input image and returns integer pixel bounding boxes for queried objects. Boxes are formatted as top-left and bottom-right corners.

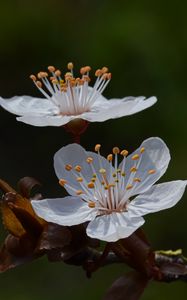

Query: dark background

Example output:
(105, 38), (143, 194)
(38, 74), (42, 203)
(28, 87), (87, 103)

(0, 0), (187, 299)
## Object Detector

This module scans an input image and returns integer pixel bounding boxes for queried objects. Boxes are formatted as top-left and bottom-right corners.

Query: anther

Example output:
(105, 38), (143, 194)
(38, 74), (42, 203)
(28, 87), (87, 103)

(140, 147), (145, 153)
(126, 184), (133, 190)
(87, 182), (95, 189)
(88, 202), (96, 208)
(104, 185), (109, 190)
(65, 164), (72, 171)
(108, 183), (115, 188)
(76, 177), (83, 182)
(101, 67), (109, 73)
(80, 67), (87, 75)
(86, 157), (93, 163)
(92, 174), (97, 178)
(95, 69), (103, 77)
(117, 169), (121, 173)
(148, 169), (156, 174)
(132, 154), (140, 160)
(48, 66), (56, 72)
(95, 144), (101, 152)
(133, 178), (141, 183)
(36, 81), (42, 88)
(59, 179), (67, 187)
(121, 172), (126, 177)
(130, 166), (137, 173)
(112, 147), (120, 154)
(91, 178), (96, 182)
(76, 190), (84, 195)
(55, 70), (61, 77)
(112, 173), (117, 177)
(30, 74), (37, 81)
(115, 179), (119, 183)
(120, 149), (129, 157)
(107, 154), (113, 161)
(67, 62), (74, 70)
(99, 168), (106, 174)
(74, 165), (82, 172)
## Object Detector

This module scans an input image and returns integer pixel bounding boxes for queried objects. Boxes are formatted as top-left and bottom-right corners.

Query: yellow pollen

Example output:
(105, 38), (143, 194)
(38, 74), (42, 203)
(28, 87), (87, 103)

(74, 165), (82, 172)
(67, 62), (74, 70)
(76, 190), (84, 195)
(48, 66), (56, 72)
(120, 149), (129, 157)
(99, 168), (106, 174)
(140, 147), (145, 153)
(126, 184), (133, 190)
(121, 172), (126, 177)
(132, 154), (140, 160)
(88, 201), (96, 208)
(36, 81), (42, 88)
(112, 147), (120, 154)
(104, 185), (109, 190)
(76, 177), (83, 182)
(30, 74), (37, 81)
(65, 164), (72, 171)
(59, 179), (67, 187)
(148, 169), (156, 174)
(133, 177), (141, 183)
(87, 182), (95, 189)
(107, 154), (113, 161)
(95, 144), (101, 152)
(130, 166), (137, 172)
(86, 157), (93, 163)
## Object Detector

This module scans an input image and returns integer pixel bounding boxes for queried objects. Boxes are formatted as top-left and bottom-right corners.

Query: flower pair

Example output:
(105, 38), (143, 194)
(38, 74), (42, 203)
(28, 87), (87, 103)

(0, 63), (186, 243)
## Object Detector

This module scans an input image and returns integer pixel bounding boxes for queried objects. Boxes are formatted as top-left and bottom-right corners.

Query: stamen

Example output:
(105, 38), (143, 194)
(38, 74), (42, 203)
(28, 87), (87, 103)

(67, 62), (74, 70)
(76, 190), (84, 195)
(36, 81), (42, 88)
(132, 154), (140, 160)
(112, 147), (120, 154)
(30, 74), (37, 81)
(126, 184), (133, 190)
(107, 154), (113, 161)
(95, 144), (101, 152)
(130, 166), (137, 173)
(140, 147), (145, 153)
(87, 182), (95, 189)
(133, 178), (141, 182)
(86, 157), (93, 163)
(74, 165), (82, 172)
(99, 168), (106, 174)
(65, 164), (72, 171)
(76, 177), (83, 182)
(55, 70), (61, 77)
(148, 169), (156, 174)
(59, 179), (67, 187)
(88, 201), (96, 208)
(120, 149), (128, 156)
(112, 173), (117, 177)
(117, 169), (121, 173)
(48, 66), (56, 72)
(121, 172), (126, 177)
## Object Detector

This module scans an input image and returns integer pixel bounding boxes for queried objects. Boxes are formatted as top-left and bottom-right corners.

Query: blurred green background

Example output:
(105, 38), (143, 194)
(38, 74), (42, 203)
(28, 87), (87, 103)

(0, 0), (187, 298)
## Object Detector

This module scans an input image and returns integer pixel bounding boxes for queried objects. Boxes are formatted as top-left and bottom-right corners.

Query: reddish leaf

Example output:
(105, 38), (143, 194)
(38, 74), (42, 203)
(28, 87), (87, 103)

(17, 177), (41, 198)
(37, 223), (71, 251)
(104, 272), (148, 300)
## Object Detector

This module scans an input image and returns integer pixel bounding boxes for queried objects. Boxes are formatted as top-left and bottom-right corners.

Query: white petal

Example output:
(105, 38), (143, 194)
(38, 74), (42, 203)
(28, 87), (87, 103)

(31, 196), (97, 226)
(86, 212), (145, 242)
(119, 137), (170, 196)
(54, 144), (112, 199)
(81, 96), (157, 122)
(128, 180), (187, 217)
(0, 96), (57, 115)
(17, 114), (74, 127)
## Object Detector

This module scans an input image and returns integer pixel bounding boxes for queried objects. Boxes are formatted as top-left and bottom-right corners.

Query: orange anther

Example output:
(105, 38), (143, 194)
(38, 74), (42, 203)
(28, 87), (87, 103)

(112, 147), (120, 154)
(48, 66), (56, 72)
(75, 165), (82, 172)
(120, 150), (129, 157)
(132, 154), (140, 160)
(59, 179), (67, 187)
(65, 164), (72, 171)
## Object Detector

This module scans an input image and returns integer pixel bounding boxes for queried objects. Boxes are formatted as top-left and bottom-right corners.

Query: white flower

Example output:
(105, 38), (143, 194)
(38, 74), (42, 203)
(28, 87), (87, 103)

(0, 63), (157, 127)
(31, 138), (187, 242)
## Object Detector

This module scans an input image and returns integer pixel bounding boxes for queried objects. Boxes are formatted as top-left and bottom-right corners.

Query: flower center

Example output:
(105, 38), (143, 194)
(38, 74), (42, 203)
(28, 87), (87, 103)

(30, 63), (111, 116)
(59, 144), (156, 215)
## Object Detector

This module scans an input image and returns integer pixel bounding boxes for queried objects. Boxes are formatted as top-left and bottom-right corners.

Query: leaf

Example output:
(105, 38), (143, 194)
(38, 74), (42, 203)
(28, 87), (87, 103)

(103, 271), (148, 300)
(17, 177), (41, 198)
